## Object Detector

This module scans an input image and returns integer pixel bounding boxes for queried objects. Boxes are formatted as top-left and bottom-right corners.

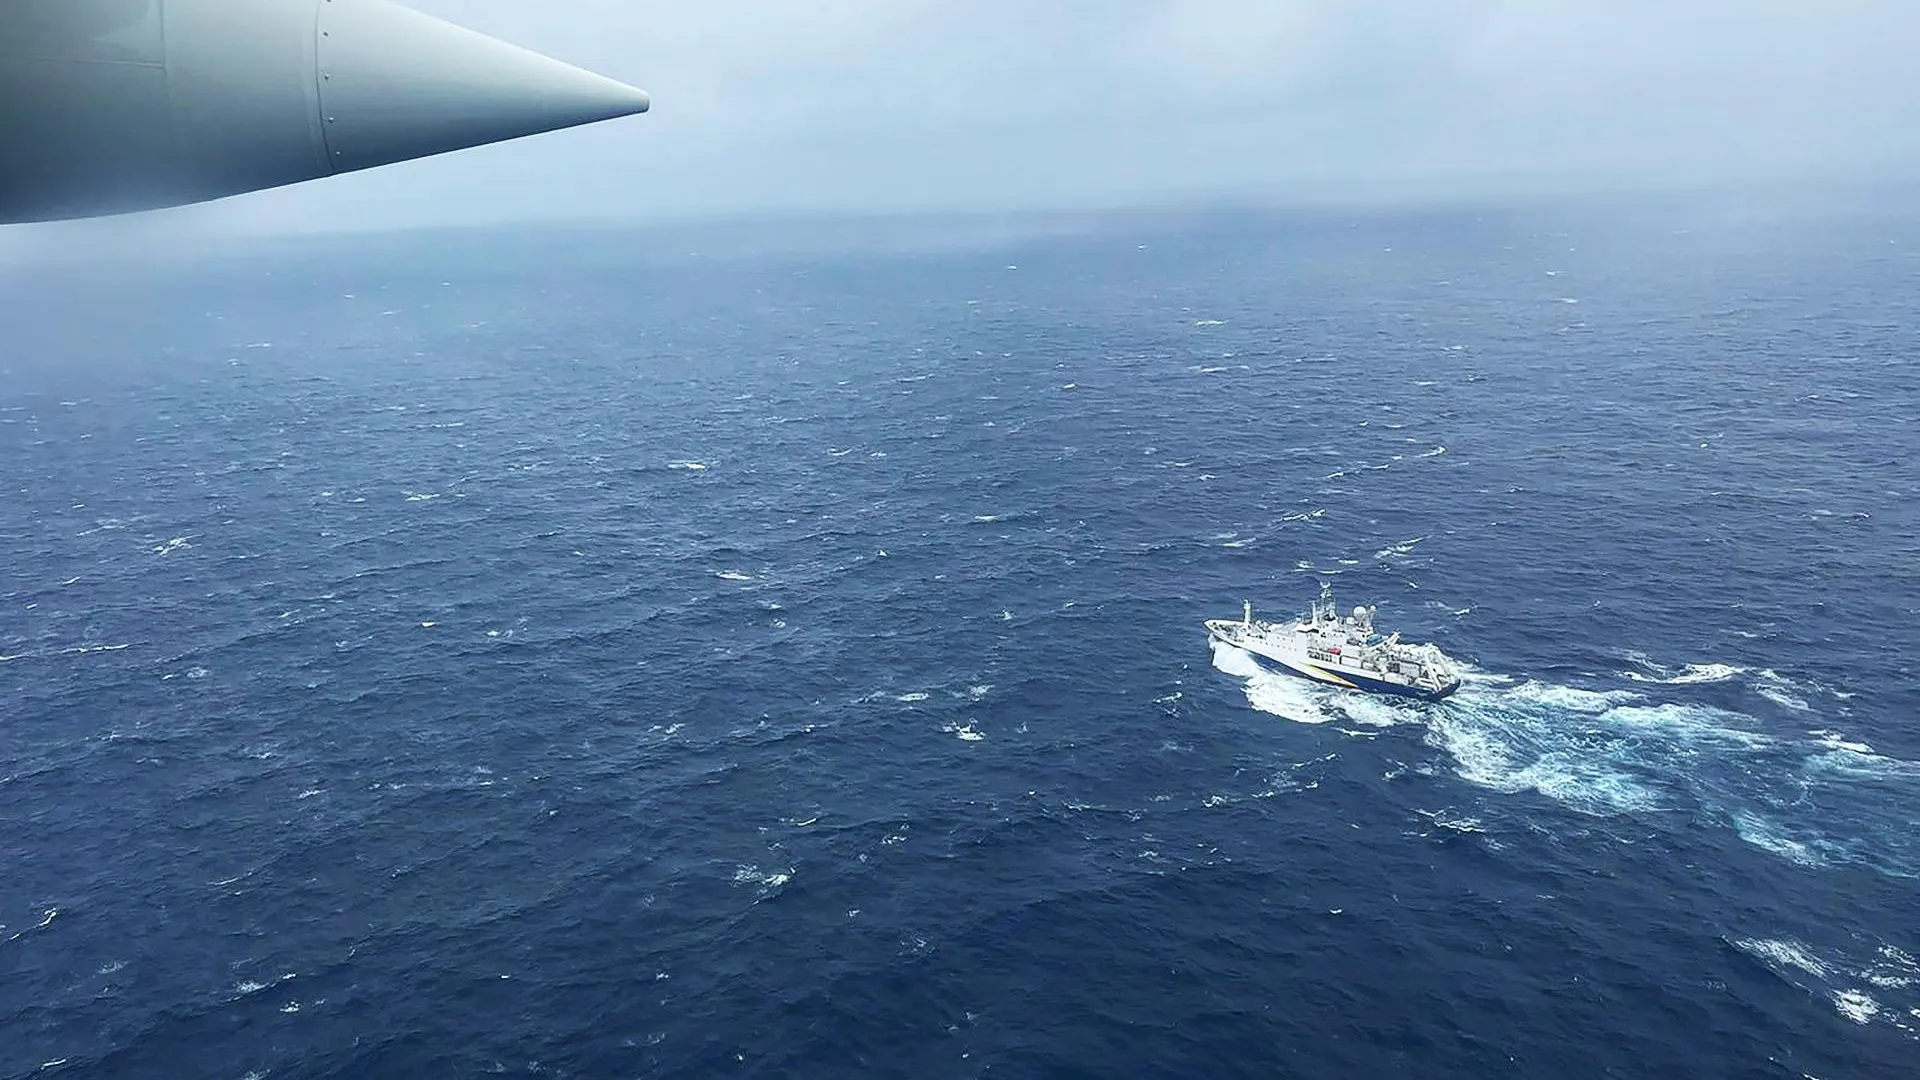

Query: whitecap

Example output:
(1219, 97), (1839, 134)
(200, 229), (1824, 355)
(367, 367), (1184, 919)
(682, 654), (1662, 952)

(1735, 937), (1832, 978)
(1374, 536), (1425, 559)
(1730, 812), (1826, 867)
(1752, 669), (1812, 711)
(1736, 937), (1920, 1033)
(1809, 730), (1875, 755)
(1834, 990), (1881, 1025)
(732, 865), (793, 897)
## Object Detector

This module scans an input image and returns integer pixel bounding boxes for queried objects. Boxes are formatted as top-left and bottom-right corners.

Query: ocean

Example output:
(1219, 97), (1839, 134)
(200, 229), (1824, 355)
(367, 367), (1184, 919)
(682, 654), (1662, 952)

(2, 201), (1917, 1078)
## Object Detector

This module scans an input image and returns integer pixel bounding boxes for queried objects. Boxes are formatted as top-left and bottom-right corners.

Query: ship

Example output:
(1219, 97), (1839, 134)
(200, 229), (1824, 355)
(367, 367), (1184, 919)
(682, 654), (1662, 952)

(1206, 579), (1461, 701)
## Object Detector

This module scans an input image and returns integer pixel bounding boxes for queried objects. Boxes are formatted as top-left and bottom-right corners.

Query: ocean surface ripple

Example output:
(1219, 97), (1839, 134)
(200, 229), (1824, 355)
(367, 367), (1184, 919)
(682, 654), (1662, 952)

(3, 207), (1918, 1078)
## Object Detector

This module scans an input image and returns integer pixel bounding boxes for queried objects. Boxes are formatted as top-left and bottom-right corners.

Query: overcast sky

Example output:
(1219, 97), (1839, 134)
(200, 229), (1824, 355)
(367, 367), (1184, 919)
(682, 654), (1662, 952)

(16, 0), (1920, 238)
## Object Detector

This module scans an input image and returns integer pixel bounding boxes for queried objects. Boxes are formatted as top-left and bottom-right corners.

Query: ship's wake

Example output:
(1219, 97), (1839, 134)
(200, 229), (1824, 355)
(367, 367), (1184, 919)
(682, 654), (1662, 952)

(1210, 641), (1920, 879)
(1208, 639), (1404, 730)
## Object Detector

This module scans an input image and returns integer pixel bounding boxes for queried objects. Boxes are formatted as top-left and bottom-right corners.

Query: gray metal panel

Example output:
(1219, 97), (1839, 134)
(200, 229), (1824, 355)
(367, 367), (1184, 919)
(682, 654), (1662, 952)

(162, 0), (332, 202)
(0, 0), (163, 62)
(0, 34), (174, 221)
(0, 0), (309, 222)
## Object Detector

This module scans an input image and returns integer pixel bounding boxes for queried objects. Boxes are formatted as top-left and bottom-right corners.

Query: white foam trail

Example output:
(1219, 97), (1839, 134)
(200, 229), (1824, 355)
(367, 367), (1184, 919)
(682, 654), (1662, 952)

(1500, 680), (1639, 713)
(1729, 812), (1825, 868)
(1735, 937), (1832, 978)
(1210, 640), (1342, 726)
(1427, 705), (1660, 815)
(1621, 661), (1744, 685)
(1333, 694), (1412, 729)
(1624, 656), (1838, 713)
(1429, 681), (1754, 817)
(1806, 741), (1920, 782)
(1810, 730), (1875, 755)
(1434, 678), (1919, 875)
(1244, 677), (1341, 726)
(1209, 635), (1918, 875)
(1209, 639), (1264, 680)
(1604, 702), (1776, 750)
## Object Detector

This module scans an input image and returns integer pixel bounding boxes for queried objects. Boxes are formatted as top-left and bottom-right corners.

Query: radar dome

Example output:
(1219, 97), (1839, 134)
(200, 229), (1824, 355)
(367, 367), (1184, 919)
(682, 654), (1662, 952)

(1354, 606), (1368, 618)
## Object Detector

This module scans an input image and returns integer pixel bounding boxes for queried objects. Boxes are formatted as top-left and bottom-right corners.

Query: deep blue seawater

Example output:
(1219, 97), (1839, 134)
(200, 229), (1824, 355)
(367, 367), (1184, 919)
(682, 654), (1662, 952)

(3, 203), (1918, 1079)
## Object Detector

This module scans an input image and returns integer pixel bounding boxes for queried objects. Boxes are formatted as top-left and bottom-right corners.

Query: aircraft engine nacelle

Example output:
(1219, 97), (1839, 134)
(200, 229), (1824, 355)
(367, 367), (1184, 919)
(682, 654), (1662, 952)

(0, 0), (649, 224)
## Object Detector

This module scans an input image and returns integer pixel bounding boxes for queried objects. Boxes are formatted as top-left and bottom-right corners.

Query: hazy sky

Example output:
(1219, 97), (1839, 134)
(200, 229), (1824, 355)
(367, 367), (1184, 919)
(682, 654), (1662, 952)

(18, 0), (1920, 237)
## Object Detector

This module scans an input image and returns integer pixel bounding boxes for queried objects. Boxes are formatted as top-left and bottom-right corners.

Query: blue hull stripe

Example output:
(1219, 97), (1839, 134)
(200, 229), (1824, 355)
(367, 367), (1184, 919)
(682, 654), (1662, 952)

(1252, 650), (1458, 702)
